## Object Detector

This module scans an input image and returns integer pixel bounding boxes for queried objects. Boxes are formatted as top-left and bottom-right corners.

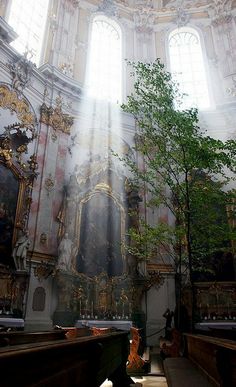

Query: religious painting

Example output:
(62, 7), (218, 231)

(77, 190), (124, 277)
(0, 163), (19, 267)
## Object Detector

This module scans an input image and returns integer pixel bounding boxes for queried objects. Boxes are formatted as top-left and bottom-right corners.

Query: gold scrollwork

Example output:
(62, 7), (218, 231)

(34, 262), (54, 282)
(0, 85), (35, 130)
(76, 183), (126, 271)
(0, 137), (13, 166)
(44, 173), (55, 195)
(0, 161), (31, 245)
(40, 102), (74, 135)
(27, 154), (38, 172)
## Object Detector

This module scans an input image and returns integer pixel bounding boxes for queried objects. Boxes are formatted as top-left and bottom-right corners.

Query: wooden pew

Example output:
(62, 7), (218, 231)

(0, 330), (67, 346)
(0, 331), (134, 387)
(163, 333), (236, 387)
(185, 333), (236, 387)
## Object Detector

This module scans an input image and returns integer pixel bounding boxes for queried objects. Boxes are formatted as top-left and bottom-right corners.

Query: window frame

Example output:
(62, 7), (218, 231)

(86, 13), (125, 104)
(5, 0), (51, 66)
(166, 25), (214, 111)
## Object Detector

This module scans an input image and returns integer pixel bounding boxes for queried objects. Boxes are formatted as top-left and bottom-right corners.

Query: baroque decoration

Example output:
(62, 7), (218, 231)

(40, 96), (74, 135)
(34, 262), (55, 282)
(53, 153), (163, 322)
(7, 53), (35, 93)
(0, 85), (36, 133)
(0, 84), (38, 238)
(0, 82), (38, 315)
(44, 173), (55, 196)
(208, 0), (233, 26)
(174, 5), (190, 27)
(97, 0), (118, 17)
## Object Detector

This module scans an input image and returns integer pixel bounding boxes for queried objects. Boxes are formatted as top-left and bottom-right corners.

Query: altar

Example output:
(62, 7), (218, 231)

(75, 319), (132, 331)
(0, 317), (24, 329)
(195, 321), (236, 331)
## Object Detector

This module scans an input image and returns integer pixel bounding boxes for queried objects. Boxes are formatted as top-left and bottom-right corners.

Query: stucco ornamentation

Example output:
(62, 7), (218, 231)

(97, 0), (118, 17)
(40, 101), (74, 135)
(7, 53), (35, 93)
(0, 85), (36, 133)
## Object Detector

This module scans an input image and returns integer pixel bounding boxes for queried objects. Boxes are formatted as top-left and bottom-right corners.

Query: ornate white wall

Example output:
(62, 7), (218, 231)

(0, 0), (235, 336)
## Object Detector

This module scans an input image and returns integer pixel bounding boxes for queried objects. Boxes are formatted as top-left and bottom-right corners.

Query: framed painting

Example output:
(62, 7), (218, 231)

(0, 162), (20, 267)
(76, 186), (125, 278)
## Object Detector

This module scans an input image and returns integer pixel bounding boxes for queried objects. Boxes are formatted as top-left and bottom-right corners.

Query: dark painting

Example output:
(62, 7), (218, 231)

(0, 164), (19, 266)
(77, 192), (123, 277)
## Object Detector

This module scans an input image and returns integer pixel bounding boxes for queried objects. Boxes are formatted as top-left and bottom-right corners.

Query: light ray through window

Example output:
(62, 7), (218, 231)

(169, 28), (210, 110)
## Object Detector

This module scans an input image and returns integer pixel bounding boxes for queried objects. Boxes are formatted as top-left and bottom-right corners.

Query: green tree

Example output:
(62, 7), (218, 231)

(119, 59), (236, 328)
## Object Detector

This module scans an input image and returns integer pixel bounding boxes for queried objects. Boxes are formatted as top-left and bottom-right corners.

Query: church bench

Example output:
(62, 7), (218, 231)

(163, 333), (236, 387)
(0, 327), (91, 347)
(198, 327), (236, 341)
(185, 333), (236, 387)
(163, 357), (213, 387)
(0, 330), (67, 346)
(0, 331), (134, 387)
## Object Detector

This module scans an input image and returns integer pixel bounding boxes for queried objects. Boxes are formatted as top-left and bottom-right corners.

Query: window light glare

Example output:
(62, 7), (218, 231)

(7, 0), (49, 65)
(87, 16), (122, 104)
(169, 28), (210, 110)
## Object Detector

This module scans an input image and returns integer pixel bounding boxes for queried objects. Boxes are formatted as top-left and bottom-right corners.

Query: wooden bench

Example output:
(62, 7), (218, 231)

(163, 357), (213, 387)
(0, 330), (67, 346)
(0, 330), (134, 387)
(163, 333), (236, 387)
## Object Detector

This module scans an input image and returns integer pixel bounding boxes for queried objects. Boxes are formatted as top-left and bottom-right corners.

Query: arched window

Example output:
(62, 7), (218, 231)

(169, 27), (210, 110)
(87, 15), (122, 104)
(7, 0), (50, 65)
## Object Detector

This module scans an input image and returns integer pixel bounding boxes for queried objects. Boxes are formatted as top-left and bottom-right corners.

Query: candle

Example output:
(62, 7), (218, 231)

(129, 302), (132, 317)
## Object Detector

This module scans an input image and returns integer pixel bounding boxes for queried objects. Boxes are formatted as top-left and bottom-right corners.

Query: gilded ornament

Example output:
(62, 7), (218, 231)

(28, 154), (38, 172)
(16, 144), (28, 153)
(7, 54), (34, 92)
(34, 262), (54, 282)
(51, 129), (58, 142)
(0, 85), (36, 132)
(0, 137), (13, 166)
(40, 233), (48, 244)
(40, 102), (74, 135)
(44, 174), (55, 195)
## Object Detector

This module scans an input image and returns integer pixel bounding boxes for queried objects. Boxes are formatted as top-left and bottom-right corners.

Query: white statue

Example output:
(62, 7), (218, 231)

(12, 231), (30, 271)
(57, 233), (74, 271)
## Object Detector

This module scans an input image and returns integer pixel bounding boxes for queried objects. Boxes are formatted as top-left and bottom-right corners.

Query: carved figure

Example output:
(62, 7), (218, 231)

(12, 231), (30, 271)
(57, 233), (74, 271)
(127, 327), (145, 371)
(163, 308), (174, 340)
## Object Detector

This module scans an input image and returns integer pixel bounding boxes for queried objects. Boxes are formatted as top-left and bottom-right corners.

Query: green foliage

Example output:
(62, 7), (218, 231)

(121, 59), (236, 280)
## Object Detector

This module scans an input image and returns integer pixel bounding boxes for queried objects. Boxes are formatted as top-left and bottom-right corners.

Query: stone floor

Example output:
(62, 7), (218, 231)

(100, 376), (167, 386)
(100, 347), (168, 387)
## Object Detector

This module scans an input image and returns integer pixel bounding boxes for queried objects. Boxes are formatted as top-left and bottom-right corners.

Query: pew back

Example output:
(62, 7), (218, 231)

(0, 331), (132, 387)
(184, 333), (236, 387)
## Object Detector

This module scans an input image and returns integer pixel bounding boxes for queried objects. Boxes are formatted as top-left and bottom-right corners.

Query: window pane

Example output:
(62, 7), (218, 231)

(7, 0), (50, 65)
(169, 28), (210, 110)
(86, 16), (122, 104)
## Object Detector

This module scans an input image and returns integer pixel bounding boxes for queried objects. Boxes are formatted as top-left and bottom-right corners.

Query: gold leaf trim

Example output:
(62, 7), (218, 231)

(0, 84), (35, 127)
(40, 103), (73, 135)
